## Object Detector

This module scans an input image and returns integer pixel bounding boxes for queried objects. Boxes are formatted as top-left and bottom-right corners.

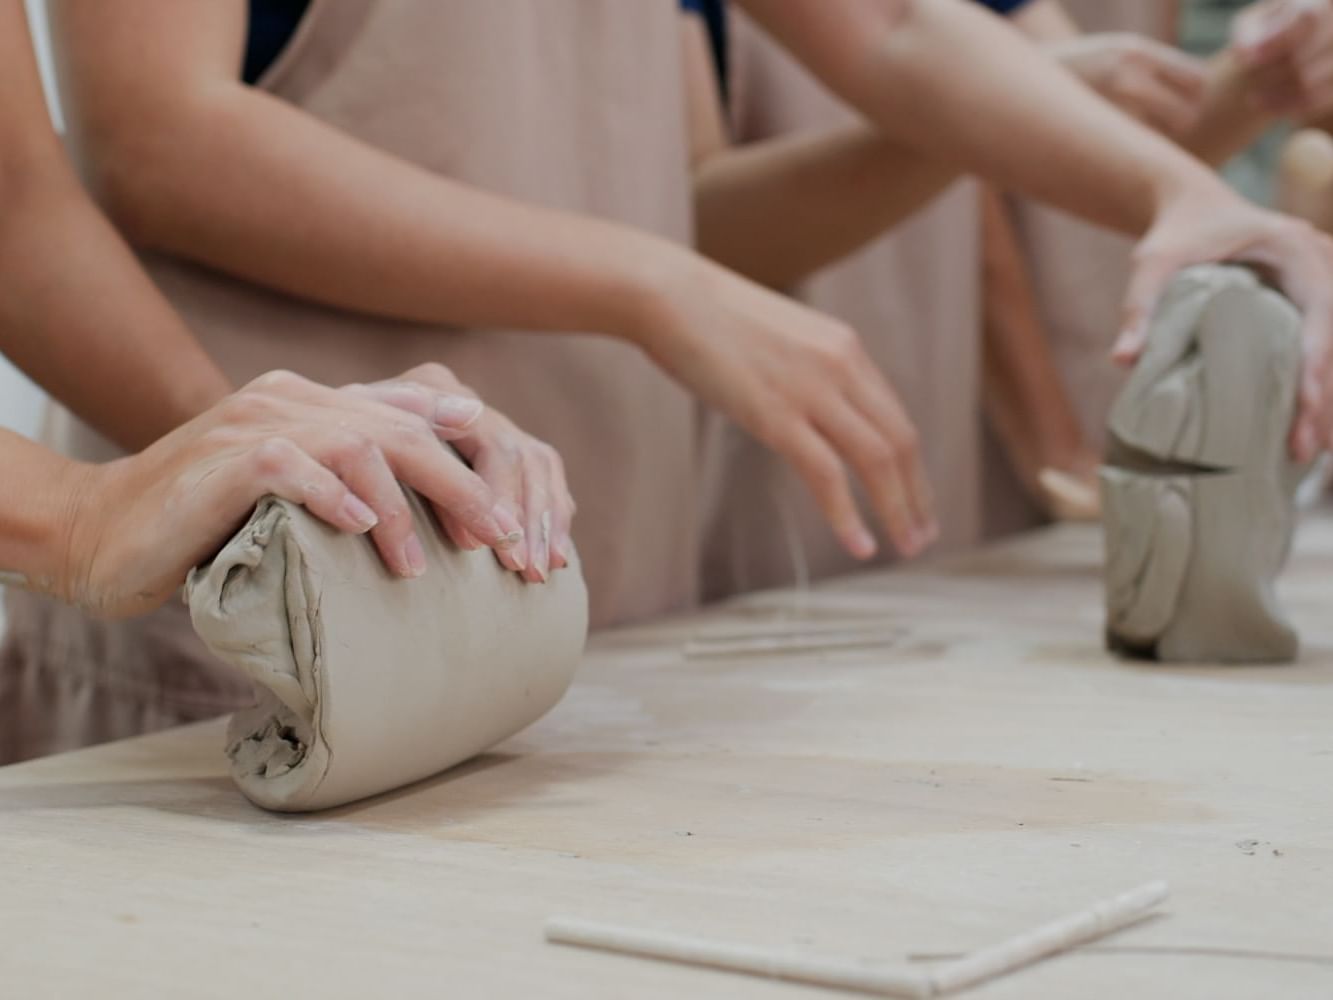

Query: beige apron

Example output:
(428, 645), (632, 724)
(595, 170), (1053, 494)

(1014, 0), (1173, 447)
(983, 0), (1170, 530)
(701, 11), (984, 600)
(2, 0), (697, 762)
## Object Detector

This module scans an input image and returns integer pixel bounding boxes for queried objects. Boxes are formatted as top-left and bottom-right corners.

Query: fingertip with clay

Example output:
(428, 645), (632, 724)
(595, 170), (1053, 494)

(487, 504), (529, 575)
(844, 524), (878, 561)
(1290, 373), (1321, 461)
(1111, 327), (1146, 367)
(532, 510), (554, 584)
(399, 533), (428, 579)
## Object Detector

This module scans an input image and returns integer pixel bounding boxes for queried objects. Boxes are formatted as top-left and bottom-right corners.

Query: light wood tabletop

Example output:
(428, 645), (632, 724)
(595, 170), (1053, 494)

(3, 518), (1333, 999)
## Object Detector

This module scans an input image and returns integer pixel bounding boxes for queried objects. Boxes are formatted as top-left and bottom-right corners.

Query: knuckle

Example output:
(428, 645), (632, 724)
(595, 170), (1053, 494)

(249, 369), (307, 395)
(392, 413), (437, 444)
(814, 325), (862, 377)
(336, 429), (377, 462)
(217, 389), (272, 426)
(402, 361), (459, 389)
(249, 436), (299, 479)
(804, 453), (844, 495)
(863, 440), (899, 476)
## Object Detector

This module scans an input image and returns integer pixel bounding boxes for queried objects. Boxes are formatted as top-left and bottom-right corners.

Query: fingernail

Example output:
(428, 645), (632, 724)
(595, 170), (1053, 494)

(433, 396), (484, 429)
(341, 495), (379, 532)
(535, 511), (552, 582)
(849, 527), (877, 560)
(401, 534), (427, 578)
(1298, 425), (1318, 462)
(550, 535), (571, 568)
(492, 503), (525, 544)
(1110, 331), (1144, 367)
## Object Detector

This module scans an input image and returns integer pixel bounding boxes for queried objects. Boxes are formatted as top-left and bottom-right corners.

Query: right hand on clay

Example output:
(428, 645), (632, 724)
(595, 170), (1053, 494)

(1048, 33), (1208, 139)
(61, 369), (537, 618)
(348, 362), (576, 585)
(641, 259), (938, 561)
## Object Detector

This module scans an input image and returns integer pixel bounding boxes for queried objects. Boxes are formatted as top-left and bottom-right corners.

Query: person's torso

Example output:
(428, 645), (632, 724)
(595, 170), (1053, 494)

(54, 0), (702, 627)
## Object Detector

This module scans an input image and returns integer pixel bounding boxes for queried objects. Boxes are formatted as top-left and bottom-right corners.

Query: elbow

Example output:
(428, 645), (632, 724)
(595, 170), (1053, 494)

(71, 123), (165, 249)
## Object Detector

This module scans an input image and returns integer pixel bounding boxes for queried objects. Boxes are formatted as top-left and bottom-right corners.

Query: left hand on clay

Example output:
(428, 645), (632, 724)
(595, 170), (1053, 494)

(1231, 0), (1333, 116)
(1113, 186), (1333, 462)
(351, 363), (575, 584)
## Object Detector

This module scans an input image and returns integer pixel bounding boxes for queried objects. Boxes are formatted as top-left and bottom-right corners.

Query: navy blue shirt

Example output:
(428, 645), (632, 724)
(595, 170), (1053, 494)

(976, 0), (1036, 12)
(243, 0), (309, 84)
(681, 0), (730, 98)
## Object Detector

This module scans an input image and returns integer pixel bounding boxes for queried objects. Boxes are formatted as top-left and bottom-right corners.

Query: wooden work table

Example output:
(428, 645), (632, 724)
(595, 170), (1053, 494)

(3, 519), (1333, 998)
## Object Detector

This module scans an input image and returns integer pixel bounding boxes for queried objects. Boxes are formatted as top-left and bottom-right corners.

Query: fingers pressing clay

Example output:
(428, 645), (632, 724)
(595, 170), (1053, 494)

(186, 491), (587, 812)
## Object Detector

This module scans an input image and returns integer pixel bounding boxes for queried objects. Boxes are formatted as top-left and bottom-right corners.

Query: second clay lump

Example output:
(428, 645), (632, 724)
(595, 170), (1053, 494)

(1101, 265), (1307, 664)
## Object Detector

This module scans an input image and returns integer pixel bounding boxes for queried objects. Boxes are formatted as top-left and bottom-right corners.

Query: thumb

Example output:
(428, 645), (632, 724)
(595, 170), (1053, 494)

(1113, 254), (1177, 366)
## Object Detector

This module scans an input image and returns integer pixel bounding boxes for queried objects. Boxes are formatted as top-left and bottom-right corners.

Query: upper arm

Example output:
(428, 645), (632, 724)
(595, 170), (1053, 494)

(682, 14), (731, 168)
(47, 0), (250, 213)
(1010, 0), (1081, 42)
(48, 1), (249, 147)
(731, 0), (911, 99)
(0, 0), (62, 174)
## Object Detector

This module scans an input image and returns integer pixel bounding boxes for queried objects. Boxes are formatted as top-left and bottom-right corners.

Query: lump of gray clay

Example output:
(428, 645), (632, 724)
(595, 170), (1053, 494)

(186, 492), (588, 812)
(1101, 265), (1307, 664)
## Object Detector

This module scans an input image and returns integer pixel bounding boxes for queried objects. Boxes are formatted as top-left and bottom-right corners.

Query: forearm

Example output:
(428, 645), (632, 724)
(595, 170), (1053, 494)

(0, 430), (88, 594)
(1183, 53), (1277, 166)
(740, 0), (1228, 235)
(695, 127), (956, 288)
(0, 164), (230, 451)
(82, 86), (681, 345)
(1014, 0), (1270, 169)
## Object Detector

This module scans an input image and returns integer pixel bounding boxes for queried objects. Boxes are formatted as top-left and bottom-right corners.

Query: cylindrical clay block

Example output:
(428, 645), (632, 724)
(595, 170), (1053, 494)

(185, 493), (588, 812)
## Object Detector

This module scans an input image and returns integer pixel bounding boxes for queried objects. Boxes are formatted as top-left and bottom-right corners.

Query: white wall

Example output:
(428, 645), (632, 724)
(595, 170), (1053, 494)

(4, 0), (57, 441)
(2, 2), (59, 631)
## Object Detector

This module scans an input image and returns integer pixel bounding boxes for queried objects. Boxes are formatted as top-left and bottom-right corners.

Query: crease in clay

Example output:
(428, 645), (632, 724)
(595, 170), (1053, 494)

(1101, 265), (1309, 664)
(185, 491), (588, 812)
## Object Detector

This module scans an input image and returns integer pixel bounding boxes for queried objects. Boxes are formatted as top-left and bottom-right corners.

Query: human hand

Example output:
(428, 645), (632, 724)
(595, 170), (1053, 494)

(1048, 33), (1208, 138)
(1232, 0), (1333, 116)
(1113, 187), (1333, 462)
(640, 258), (938, 561)
(63, 369), (531, 617)
(352, 363), (575, 584)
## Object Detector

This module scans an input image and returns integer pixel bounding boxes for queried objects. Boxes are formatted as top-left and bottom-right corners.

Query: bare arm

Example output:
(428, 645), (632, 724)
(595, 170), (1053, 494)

(738, 0), (1333, 461)
(0, 0), (229, 451)
(1013, 0), (1273, 169)
(52, 0), (942, 564)
(50, 0), (680, 344)
(736, 0), (1215, 235)
(686, 17), (956, 289)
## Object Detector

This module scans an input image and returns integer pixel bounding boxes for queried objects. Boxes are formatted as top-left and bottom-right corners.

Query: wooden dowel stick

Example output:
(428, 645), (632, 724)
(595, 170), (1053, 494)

(546, 881), (1169, 998)
(928, 881), (1170, 994)
(683, 629), (901, 659)
(546, 917), (932, 999)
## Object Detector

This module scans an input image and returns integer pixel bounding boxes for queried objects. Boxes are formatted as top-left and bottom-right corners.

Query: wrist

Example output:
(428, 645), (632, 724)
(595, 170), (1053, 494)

(1147, 157), (1235, 223)
(602, 233), (710, 357)
(0, 437), (100, 602)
